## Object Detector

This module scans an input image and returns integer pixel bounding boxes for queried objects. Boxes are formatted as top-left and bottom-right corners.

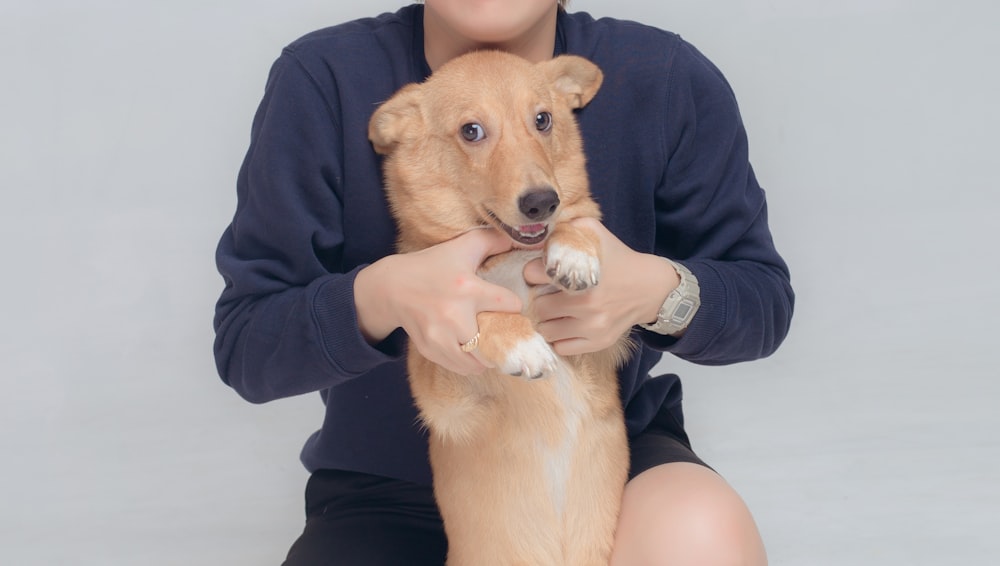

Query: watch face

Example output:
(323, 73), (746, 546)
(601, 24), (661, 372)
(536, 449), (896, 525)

(670, 299), (695, 324)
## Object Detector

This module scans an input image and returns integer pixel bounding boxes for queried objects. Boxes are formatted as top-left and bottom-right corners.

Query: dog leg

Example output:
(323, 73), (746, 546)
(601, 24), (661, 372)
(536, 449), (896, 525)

(544, 223), (602, 291)
(475, 311), (558, 380)
(562, 410), (629, 565)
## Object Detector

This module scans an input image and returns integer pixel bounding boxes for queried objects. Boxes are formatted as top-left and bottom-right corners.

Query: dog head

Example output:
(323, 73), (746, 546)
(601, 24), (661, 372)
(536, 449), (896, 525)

(369, 51), (603, 251)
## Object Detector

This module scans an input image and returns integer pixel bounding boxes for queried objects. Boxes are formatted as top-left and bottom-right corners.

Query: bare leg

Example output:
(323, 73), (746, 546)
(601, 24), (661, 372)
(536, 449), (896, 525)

(610, 462), (768, 566)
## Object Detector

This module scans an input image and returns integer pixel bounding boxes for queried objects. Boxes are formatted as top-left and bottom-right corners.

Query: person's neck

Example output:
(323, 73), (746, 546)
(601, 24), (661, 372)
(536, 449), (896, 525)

(423, 7), (558, 72)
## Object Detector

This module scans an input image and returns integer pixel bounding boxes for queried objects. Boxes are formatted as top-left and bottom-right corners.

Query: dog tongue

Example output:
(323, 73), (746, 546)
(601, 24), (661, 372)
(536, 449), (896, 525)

(518, 223), (546, 236)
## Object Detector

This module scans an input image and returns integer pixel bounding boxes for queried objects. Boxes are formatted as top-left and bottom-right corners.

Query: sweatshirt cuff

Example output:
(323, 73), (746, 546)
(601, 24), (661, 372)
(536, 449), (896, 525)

(311, 267), (407, 376)
(638, 260), (727, 358)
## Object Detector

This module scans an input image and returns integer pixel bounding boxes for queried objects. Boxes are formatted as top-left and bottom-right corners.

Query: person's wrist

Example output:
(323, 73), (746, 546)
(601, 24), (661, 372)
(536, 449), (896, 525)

(637, 254), (680, 327)
(354, 257), (397, 344)
(639, 258), (701, 337)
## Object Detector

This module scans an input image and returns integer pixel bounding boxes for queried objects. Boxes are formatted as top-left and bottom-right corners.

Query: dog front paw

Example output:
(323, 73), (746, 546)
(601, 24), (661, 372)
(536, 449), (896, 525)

(544, 241), (600, 291)
(500, 334), (559, 380)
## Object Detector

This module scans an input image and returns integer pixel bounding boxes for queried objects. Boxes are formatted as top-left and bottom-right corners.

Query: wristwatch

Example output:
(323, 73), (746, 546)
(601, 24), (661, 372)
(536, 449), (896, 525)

(639, 260), (701, 336)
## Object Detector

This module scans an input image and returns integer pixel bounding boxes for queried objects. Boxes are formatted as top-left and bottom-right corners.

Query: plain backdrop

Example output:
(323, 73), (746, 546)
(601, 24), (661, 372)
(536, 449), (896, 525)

(1, 1), (997, 564)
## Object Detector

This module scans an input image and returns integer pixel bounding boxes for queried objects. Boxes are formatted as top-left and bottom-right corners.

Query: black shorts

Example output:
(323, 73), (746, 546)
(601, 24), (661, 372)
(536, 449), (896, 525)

(282, 403), (708, 566)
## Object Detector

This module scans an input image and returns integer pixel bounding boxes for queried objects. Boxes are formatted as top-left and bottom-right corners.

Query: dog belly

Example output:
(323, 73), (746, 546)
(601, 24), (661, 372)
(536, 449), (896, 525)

(477, 249), (544, 307)
(422, 362), (627, 566)
(407, 251), (628, 565)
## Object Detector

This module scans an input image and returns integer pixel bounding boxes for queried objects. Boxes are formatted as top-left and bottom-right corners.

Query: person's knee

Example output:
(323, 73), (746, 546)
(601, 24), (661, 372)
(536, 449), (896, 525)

(611, 462), (767, 566)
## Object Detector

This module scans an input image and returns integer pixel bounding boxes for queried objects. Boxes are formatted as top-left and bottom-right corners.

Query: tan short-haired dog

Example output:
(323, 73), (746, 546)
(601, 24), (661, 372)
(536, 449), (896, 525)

(370, 50), (631, 566)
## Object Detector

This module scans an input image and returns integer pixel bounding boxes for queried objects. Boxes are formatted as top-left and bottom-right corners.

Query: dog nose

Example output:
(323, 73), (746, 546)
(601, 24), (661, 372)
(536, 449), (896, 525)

(518, 188), (560, 221)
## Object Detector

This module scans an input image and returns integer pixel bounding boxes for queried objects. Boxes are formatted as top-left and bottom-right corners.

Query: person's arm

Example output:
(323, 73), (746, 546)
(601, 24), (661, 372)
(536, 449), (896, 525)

(212, 50), (388, 403)
(646, 39), (794, 365)
(213, 52), (520, 403)
(527, 40), (793, 365)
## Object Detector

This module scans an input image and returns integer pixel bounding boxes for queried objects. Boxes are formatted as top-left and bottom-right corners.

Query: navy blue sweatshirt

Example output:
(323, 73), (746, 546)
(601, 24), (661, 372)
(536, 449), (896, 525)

(214, 5), (794, 485)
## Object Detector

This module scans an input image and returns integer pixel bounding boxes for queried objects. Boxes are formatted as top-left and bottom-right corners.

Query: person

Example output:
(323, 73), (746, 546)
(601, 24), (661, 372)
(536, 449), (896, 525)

(213, 0), (794, 564)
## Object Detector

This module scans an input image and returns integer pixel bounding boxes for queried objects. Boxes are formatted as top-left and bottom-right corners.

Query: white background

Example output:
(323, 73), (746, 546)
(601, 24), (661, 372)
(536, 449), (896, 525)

(1, 1), (997, 564)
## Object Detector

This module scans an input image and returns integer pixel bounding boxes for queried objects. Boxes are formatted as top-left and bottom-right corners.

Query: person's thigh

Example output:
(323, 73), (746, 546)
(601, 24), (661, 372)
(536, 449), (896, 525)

(282, 470), (447, 566)
(617, 403), (766, 565)
(611, 462), (768, 566)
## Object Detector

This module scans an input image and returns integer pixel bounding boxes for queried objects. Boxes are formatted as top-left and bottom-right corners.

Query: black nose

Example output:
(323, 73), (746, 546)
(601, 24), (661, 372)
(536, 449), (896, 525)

(518, 188), (560, 221)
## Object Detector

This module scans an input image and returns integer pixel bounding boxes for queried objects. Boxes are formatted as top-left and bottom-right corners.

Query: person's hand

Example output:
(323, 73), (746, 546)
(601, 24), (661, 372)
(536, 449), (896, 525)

(524, 217), (679, 356)
(355, 228), (523, 375)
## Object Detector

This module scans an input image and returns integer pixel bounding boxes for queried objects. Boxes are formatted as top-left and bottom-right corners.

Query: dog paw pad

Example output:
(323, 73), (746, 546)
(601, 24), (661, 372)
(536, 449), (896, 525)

(501, 334), (558, 380)
(545, 242), (600, 291)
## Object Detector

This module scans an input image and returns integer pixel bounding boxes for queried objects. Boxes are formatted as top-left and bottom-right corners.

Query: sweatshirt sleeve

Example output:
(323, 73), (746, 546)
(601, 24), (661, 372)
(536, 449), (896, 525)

(212, 50), (405, 404)
(640, 39), (795, 364)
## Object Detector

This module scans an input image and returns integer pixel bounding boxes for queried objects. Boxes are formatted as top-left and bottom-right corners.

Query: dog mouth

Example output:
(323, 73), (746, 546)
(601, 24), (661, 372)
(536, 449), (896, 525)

(484, 210), (549, 247)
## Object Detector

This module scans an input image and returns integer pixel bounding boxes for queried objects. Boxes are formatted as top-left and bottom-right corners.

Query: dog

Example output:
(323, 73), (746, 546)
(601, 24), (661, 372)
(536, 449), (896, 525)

(369, 50), (631, 566)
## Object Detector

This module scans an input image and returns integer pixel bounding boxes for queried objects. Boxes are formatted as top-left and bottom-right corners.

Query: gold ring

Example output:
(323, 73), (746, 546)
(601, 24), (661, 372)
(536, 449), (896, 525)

(459, 332), (480, 353)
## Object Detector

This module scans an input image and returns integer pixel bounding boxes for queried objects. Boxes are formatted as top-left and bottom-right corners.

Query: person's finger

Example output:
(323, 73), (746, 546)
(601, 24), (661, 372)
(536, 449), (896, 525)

(469, 349), (494, 369)
(534, 316), (578, 344)
(452, 323), (490, 374)
(423, 340), (488, 376)
(454, 227), (515, 265)
(473, 282), (522, 314)
(531, 287), (592, 323)
(550, 337), (589, 357)
(522, 257), (551, 286)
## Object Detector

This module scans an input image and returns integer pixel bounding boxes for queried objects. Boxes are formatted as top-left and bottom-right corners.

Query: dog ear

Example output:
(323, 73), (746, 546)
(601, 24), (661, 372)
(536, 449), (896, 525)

(539, 55), (604, 110)
(368, 83), (424, 155)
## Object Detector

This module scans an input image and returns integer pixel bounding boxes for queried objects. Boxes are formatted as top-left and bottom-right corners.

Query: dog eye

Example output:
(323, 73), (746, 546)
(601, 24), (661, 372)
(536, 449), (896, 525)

(535, 112), (553, 132)
(460, 123), (486, 142)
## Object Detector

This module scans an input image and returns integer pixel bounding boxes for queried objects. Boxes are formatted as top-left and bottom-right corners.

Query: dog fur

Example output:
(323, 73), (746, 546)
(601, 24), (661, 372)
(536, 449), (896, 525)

(369, 51), (631, 566)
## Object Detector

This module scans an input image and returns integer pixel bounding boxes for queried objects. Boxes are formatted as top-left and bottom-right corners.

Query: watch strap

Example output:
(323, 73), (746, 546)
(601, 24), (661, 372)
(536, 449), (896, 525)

(639, 260), (701, 336)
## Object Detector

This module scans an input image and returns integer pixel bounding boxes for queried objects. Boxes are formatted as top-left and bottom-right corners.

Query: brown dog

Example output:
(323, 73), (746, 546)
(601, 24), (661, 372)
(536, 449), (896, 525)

(369, 51), (631, 566)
